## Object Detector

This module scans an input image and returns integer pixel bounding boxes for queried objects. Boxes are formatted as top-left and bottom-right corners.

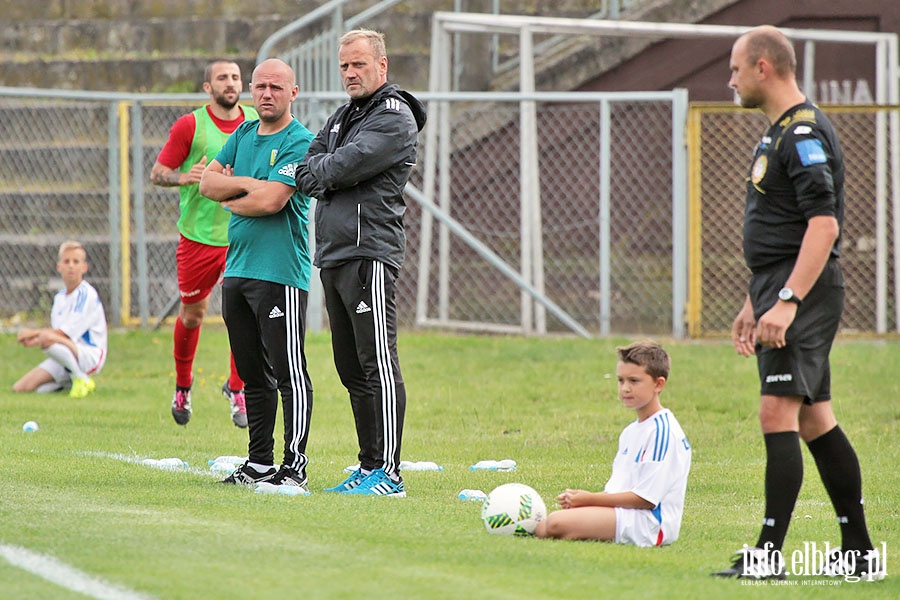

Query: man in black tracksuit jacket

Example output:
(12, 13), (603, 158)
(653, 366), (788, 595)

(296, 28), (426, 497)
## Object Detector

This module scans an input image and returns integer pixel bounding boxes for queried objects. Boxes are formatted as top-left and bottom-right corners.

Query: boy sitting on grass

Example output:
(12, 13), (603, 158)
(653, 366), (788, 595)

(13, 240), (108, 399)
(535, 340), (691, 546)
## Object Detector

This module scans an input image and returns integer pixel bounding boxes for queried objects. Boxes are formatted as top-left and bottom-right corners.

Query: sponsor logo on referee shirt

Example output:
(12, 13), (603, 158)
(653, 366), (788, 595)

(796, 139), (827, 166)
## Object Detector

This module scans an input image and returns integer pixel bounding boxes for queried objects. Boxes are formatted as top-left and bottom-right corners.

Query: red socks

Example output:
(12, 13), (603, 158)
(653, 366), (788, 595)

(173, 318), (201, 389)
(228, 353), (244, 392)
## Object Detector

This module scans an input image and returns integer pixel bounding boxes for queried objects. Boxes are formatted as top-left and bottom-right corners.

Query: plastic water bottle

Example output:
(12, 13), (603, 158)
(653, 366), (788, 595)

(142, 458), (188, 469)
(208, 455), (245, 466)
(458, 489), (488, 502)
(255, 483), (311, 497)
(469, 459), (517, 472)
(400, 460), (444, 471)
(209, 461), (237, 474)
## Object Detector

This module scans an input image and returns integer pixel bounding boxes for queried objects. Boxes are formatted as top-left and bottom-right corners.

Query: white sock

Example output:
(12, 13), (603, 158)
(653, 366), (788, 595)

(248, 462), (274, 473)
(36, 382), (64, 393)
(44, 343), (87, 380)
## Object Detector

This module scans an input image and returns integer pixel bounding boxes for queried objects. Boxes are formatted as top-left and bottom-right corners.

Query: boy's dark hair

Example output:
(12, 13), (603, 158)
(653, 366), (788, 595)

(616, 340), (670, 381)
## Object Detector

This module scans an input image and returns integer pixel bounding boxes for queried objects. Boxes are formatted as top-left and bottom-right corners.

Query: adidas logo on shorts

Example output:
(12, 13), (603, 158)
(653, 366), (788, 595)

(269, 306), (285, 319)
(355, 301), (371, 314)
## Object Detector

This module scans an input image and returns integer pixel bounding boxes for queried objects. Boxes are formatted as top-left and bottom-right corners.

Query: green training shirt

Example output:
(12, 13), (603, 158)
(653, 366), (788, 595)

(215, 118), (314, 290)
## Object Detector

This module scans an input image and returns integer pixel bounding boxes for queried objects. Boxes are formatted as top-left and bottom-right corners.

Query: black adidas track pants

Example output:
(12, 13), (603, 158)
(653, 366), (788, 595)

(222, 277), (313, 475)
(320, 259), (406, 479)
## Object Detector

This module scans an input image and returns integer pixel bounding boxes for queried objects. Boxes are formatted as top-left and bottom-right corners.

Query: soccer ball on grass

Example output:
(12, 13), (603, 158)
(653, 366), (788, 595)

(481, 483), (547, 536)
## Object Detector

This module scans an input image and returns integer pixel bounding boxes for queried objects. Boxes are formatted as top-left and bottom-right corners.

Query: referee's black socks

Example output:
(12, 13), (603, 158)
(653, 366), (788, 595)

(755, 431), (804, 552)
(807, 425), (874, 553)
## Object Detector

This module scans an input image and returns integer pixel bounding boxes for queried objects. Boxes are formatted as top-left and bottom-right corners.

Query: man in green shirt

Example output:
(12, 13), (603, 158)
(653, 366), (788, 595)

(200, 58), (315, 492)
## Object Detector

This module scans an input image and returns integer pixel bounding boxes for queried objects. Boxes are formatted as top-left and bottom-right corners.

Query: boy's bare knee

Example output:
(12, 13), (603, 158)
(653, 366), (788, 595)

(535, 513), (563, 539)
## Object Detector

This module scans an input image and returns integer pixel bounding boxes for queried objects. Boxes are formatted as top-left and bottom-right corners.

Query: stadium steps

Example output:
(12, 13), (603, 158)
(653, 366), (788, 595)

(0, 0), (613, 93)
(0, 2), (435, 92)
(0, 0), (309, 92)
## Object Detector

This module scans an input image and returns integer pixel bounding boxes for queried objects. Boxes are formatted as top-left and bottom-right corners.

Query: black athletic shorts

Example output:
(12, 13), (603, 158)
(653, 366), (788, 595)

(749, 258), (844, 404)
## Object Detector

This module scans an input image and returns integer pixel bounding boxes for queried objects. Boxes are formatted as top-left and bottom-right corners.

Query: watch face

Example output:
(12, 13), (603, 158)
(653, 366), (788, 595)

(778, 288), (799, 303)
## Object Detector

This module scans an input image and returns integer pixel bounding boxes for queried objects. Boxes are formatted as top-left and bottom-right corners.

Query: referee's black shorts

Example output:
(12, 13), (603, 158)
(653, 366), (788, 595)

(749, 258), (844, 404)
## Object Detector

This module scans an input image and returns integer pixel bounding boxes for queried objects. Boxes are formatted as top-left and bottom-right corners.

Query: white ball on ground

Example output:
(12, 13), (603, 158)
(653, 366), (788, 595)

(22, 421), (39, 432)
(481, 483), (547, 536)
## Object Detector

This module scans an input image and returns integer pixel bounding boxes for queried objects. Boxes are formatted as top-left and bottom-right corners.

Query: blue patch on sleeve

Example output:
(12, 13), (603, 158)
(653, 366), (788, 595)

(796, 139), (827, 166)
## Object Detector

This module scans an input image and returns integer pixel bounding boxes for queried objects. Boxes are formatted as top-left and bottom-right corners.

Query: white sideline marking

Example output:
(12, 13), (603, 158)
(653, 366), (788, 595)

(83, 451), (217, 478)
(0, 544), (154, 600)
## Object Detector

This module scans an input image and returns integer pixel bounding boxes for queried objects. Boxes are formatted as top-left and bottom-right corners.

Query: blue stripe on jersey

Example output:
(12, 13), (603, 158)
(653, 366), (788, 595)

(652, 412), (671, 462)
(651, 503), (663, 524)
(74, 288), (87, 313)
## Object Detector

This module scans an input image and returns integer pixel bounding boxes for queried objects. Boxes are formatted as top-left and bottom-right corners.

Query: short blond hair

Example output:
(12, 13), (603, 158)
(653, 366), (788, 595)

(58, 240), (86, 261)
(339, 29), (387, 61)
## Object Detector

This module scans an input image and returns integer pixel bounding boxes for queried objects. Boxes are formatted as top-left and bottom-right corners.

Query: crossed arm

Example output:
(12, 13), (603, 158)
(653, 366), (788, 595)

(199, 160), (294, 217)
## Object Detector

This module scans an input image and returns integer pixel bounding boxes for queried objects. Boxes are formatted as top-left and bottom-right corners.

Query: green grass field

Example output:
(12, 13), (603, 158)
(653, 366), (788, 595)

(1, 327), (898, 599)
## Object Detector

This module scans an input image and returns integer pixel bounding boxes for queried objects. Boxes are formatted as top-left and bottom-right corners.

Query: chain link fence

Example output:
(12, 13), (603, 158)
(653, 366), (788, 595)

(1, 88), (896, 337)
(691, 104), (898, 336)
(0, 96), (113, 322)
(412, 94), (682, 336)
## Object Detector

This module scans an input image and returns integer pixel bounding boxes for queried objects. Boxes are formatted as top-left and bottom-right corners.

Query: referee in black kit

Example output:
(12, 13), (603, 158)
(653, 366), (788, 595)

(712, 25), (882, 580)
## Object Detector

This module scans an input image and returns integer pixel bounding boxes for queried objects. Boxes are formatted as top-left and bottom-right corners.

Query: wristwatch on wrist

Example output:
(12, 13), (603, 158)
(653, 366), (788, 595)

(778, 287), (802, 305)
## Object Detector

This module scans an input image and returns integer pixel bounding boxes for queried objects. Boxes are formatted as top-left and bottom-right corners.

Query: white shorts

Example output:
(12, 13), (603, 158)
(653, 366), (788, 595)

(613, 507), (667, 547)
(40, 343), (105, 384)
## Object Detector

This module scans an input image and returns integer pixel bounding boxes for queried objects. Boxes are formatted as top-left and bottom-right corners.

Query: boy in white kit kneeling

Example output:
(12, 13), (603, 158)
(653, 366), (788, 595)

(13, 240), (108, 398)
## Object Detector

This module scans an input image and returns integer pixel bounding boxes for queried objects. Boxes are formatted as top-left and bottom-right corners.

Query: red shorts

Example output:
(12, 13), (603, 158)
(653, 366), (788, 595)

(177, 235), (228, 305)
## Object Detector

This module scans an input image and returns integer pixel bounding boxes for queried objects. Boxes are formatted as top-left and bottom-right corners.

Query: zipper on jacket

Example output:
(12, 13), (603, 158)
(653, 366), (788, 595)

(356, 204), (361, 247)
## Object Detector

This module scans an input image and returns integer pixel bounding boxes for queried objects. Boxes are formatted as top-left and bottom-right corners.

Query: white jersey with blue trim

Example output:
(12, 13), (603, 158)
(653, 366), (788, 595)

(604, 408), (692, 543)
(51, 280), (108, 353)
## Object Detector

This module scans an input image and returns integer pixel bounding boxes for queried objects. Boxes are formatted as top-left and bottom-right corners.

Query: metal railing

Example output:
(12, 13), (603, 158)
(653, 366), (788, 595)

(257, 0), (406, 92)
(258, 0), (644, 94)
